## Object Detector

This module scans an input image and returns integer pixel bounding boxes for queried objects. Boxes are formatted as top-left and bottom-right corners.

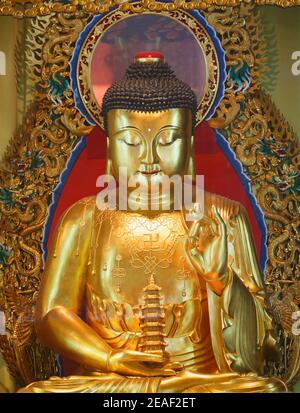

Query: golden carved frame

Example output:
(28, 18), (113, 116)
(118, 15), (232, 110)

(0, 0), (299, 389)
(1, 0), (300, 18)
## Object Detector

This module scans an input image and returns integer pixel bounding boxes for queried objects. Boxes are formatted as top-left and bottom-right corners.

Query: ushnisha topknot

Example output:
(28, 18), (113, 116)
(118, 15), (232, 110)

(102, 51), (198, 133)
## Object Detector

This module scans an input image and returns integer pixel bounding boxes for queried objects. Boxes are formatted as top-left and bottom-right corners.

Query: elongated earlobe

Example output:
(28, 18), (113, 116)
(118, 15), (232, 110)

(105, 137), (112, 175)
(187, 135), (196, 181)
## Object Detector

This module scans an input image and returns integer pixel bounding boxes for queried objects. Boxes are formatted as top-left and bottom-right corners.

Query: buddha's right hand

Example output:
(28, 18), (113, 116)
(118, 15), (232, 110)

(107, 349), (179, 377)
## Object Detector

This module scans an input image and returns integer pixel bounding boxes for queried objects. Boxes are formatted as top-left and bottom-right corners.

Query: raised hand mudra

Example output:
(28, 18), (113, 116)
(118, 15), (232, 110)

(185, 205), (229, 295)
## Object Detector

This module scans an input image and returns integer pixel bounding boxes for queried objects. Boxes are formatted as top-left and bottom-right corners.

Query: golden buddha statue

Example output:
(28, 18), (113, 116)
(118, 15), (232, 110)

(20, 52), (287, 393)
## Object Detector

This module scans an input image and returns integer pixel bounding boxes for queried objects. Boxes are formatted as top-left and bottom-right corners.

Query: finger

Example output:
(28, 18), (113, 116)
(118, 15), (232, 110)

(164, 362), (183, 371)
(189, 216), (215, 234)
(130, 363), (176, 377)
(201, 223), (215, 238)
(129, 351), (164, 364)
(188, 220), (200, 239)
(200, 215), (216, 227)
(186, 245), (205, 273)
(161, 369), (176, 377)
(196, 212), (217, 235)
(212, 205), (227, 236)
(186, 221), (200, 251)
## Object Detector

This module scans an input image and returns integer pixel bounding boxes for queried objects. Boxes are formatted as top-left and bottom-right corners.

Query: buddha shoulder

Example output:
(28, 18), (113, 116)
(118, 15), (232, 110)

(56, 196), (97, 232)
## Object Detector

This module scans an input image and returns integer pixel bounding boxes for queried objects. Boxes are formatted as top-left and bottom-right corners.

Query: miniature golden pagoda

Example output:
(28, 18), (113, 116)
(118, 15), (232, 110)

(139, 274), (168, 361)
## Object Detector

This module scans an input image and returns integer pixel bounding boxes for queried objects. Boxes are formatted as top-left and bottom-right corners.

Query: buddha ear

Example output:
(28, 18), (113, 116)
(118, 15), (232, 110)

(187, 135), (196, 181)
(105, 136), (112, 175)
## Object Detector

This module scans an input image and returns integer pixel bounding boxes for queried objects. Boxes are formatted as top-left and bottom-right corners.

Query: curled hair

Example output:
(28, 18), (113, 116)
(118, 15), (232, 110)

(102, 60), (197, 132)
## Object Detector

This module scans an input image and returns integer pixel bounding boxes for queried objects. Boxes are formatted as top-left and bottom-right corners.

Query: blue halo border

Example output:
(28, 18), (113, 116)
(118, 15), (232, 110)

(69, 2), (227, 126)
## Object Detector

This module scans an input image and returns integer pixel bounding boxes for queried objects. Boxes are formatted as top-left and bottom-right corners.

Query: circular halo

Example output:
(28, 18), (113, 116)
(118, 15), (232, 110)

(70, 6), (226, 130)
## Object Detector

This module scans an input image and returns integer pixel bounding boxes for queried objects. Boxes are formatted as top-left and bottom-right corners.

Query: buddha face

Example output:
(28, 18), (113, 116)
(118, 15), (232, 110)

(107, 108), (193, 185)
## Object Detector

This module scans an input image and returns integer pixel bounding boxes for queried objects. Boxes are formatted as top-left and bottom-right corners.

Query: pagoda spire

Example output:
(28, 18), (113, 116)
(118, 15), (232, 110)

(139, 273), (169, 361)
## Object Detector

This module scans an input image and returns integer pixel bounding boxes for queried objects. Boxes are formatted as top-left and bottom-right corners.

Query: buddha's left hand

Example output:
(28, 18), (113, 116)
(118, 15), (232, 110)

(185, 205), (228, 295)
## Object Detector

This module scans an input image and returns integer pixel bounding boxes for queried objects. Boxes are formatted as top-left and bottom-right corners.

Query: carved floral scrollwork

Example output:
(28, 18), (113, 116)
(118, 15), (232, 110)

(0, 13), (92, 386)
(209, 4), (300, 379)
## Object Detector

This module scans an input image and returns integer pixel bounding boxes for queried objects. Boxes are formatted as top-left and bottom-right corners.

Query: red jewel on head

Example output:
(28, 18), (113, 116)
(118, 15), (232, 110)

(134, 51), (164, 63)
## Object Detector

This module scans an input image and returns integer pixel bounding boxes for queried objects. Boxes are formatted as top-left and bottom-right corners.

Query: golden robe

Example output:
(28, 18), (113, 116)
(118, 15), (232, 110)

(20, 193), (287, 393)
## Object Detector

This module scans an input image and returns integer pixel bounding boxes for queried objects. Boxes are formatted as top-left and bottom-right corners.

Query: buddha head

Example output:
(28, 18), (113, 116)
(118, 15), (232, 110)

(102, 52), (198, 187)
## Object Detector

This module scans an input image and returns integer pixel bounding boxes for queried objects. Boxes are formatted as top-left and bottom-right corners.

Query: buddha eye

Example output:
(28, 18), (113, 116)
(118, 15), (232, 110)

(121, 135), (142, 147)
(157, 132), (177, 146)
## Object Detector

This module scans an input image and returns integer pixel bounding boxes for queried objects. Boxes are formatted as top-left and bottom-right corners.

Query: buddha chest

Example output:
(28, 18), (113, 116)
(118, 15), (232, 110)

(87, 210), (205, 306)
(84, 209), (216, 372)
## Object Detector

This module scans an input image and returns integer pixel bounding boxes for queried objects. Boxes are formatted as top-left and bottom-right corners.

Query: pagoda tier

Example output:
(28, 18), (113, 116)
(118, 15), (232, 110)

(138, 274), (169, 360)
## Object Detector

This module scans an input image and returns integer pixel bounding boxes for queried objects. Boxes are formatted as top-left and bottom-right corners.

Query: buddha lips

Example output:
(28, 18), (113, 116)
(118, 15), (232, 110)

(96, 167), (204, 221)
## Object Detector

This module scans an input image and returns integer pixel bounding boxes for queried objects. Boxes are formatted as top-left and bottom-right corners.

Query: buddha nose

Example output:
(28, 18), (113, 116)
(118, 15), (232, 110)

(141, 140), (159, 167)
